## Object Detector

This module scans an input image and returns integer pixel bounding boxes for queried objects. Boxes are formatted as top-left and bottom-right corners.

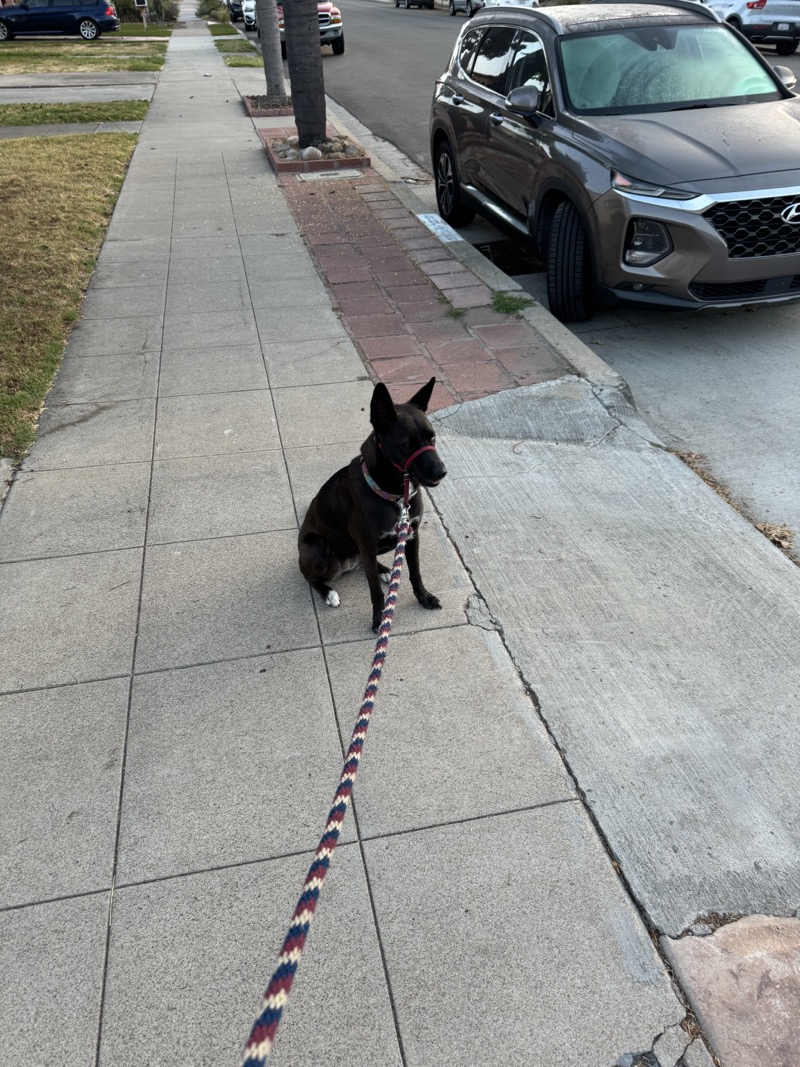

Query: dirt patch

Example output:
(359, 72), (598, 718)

(242, 94), (294, 117)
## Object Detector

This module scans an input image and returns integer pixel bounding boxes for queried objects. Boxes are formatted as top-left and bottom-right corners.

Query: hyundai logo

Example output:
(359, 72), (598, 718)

(781, 202), (800, 225)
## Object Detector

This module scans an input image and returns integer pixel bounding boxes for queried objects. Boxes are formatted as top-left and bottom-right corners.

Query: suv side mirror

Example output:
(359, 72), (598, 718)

(773, 64), (797, 90)
(506, 85), (541, 118)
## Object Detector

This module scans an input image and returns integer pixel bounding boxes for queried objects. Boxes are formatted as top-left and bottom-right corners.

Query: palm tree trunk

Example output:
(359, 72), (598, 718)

(282, 0), (326, 147)
(255, 0), (289, 106)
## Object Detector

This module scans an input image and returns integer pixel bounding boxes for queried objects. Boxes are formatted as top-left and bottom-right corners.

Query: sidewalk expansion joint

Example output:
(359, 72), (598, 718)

(357, 798), (580, 847)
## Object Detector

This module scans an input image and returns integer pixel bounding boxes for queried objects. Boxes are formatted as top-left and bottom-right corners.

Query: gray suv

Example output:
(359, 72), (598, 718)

(430, 0), (800, 321)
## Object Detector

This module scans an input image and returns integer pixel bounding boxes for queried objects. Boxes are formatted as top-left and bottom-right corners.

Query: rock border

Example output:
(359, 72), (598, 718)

(257, 125), (371, 173)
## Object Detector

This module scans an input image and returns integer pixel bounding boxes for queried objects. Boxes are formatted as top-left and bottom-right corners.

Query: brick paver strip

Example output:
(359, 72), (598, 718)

(430, 272), (483, 291)
(419, 259), (470, 276)
(278, 169), (568, 406)
(426, 340), (491, 366)
(359, 335), (422, 361)
(348, 315), (409, 339)
(495, 346), (569, 384)
(448, 286), (494, 309)
(472, 322), (543, 348)
(396, 301), (449, 323)
(368, 355), (442, 385)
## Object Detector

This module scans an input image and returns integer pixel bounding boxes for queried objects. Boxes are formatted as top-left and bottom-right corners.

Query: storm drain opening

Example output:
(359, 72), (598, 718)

(476, 238), (544, 276)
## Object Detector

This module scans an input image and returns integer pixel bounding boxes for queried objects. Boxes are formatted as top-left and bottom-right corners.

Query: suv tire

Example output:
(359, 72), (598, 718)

(775, 40), (798, 55)
(449, 0), (456, 12)
(434, 140), (475, 228)
(332, 32), (344, 54)
(547, 200), (594, 322)
(0, 20), (11, 40)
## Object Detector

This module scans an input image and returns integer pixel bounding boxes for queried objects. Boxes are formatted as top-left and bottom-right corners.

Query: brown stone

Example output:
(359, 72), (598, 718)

(663, 915), (800, 1067)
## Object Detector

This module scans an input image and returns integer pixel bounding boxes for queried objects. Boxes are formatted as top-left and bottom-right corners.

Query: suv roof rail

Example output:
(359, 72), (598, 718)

(587, 0), (719, 20)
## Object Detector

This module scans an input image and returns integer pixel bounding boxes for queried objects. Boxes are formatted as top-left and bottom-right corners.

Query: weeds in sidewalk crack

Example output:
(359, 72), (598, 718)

(677, 450), (796, 562)
(490, 290), (535, 316)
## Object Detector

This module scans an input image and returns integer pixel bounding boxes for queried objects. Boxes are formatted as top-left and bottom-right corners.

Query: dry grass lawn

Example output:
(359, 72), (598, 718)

(0, 100), (149, 127)
(0, 134), (136, 460)
(0, 39), (166, 74)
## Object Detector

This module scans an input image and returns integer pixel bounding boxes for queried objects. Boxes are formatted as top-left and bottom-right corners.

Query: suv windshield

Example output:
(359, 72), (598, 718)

(560, 23), (781, 113)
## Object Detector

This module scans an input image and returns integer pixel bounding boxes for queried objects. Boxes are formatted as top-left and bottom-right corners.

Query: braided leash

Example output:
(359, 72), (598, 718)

(241, 506), (412, 1066)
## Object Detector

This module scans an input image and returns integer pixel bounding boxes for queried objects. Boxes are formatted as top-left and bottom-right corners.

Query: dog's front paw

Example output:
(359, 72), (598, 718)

(326, 590), (340, 608)
(416, 590), (442, 611)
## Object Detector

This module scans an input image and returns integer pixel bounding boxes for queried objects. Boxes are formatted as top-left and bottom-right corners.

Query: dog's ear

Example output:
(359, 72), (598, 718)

(370, 382), (397, 431)
(406, 377), (435, 413)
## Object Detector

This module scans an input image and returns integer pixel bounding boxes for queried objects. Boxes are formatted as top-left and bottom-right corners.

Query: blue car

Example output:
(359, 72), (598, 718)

(0, 0), (121, 41)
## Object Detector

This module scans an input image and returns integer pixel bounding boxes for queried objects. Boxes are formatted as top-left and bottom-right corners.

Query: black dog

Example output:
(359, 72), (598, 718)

(298, 377), (447, 631)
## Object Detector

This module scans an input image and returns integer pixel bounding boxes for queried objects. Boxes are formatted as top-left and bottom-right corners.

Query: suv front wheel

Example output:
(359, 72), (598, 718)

(434, 140), (474, 228)
(546, 200), (594, 322)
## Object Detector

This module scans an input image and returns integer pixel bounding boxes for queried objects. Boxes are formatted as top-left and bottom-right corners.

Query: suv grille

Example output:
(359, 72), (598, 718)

(319, 11), (331, 26)
(704, 197), (800, 259)
(690, 275), (800, 301)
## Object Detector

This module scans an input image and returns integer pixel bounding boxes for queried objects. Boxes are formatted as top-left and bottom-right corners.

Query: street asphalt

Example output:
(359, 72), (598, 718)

(1, 6), (798, 1067)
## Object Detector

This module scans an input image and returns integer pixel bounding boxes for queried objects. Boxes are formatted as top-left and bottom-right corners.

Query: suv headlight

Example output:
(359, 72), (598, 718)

(624, 219), (673, 267)
(612, 170), (698, 202)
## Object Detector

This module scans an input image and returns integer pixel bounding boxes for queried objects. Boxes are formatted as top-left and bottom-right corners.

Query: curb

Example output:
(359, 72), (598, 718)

(326, 112), (635, 398)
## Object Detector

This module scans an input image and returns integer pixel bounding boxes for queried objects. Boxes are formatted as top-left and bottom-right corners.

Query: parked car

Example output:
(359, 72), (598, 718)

(396, 0), (435, 10)
(242, 0), (255, 30)
(226, 0), (242, 22)
(277, 1), (343, 57)
(448, 0), (484, 16)
(0, 0), (119, 40)
(705, 0), (799, 54)
(430, 0), (800, 322)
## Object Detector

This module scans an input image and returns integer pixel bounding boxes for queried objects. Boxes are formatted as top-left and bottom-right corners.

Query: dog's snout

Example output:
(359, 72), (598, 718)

(427, 457), (447, 486)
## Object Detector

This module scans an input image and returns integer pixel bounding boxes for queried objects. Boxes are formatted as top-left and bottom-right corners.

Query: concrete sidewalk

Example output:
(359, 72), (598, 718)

(2, 10), (799, 1067)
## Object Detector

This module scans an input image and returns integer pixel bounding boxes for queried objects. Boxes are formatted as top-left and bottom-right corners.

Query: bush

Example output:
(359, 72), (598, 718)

(196, 0), (229, 18)
(115, 0), (179, 21)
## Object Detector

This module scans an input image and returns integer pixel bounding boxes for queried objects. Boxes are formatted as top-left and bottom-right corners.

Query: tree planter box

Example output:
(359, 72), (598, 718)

(243, 95), (294, 118)
(258, 125), (371, 173)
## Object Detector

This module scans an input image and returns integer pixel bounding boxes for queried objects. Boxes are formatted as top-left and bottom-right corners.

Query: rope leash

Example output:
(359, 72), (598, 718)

(241, 505), (412, 1066)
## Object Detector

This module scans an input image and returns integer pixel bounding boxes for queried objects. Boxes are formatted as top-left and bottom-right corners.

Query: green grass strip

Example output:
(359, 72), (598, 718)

(117, 21), (173, 35)
(214, 37), (257, 52)
(0, 100), (149, 128)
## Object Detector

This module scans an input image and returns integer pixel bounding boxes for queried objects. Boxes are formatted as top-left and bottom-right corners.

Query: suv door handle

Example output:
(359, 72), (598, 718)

(490, 112), (504, 126)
